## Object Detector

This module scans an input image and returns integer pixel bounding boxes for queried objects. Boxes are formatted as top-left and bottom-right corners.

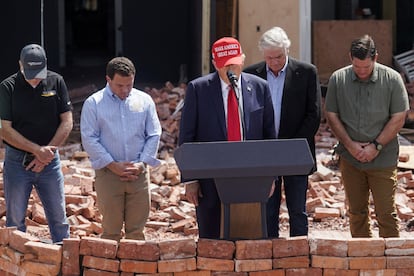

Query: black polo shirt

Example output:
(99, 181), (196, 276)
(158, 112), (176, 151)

(0, 71), (72, 147)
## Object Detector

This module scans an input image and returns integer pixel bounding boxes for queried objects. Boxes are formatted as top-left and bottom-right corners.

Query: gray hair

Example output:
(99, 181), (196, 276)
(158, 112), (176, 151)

(258, 27), (291, 52)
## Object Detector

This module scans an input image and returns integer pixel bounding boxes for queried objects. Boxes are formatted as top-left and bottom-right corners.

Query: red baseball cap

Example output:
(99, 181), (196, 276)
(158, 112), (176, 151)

(211, 37), (243, 68)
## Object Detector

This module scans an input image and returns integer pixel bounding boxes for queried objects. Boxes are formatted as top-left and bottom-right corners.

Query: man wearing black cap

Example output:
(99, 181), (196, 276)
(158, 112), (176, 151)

(0, 44), (73, 243)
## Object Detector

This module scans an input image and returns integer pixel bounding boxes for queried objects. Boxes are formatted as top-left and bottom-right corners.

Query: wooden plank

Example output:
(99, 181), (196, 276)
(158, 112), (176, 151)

(221, 202), (263, 239)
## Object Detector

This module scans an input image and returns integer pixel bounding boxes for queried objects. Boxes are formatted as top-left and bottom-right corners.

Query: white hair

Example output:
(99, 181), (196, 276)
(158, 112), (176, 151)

(258, 26), (291, 52)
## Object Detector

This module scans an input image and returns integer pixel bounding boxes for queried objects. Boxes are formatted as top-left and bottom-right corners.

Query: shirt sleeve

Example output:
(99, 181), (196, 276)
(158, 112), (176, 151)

(324, 73), (339, 113)
(56, 76), (73, 114)
(390, 72), (409, 114)
(80, 97), (115, 169)
(0, 78), (13, 121)
(140, 96), (162, 167)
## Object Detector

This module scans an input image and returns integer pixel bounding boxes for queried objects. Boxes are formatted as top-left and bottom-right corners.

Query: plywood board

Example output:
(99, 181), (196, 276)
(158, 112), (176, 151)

(239, 0), (300, 67)
(313, 20), (393, 84)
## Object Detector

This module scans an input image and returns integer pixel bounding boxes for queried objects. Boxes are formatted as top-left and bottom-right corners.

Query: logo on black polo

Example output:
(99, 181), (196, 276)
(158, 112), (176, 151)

(41, 90), (57, 97)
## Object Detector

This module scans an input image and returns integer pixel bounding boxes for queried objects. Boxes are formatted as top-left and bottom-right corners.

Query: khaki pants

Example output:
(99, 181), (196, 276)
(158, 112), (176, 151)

(95, 167), (150, 241)
(340, 158), (399, 238)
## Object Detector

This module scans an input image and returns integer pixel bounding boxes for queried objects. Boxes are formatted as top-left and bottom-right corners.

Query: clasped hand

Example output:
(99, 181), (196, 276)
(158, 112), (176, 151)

(25, 146), (57, 172)
(108, 161), (145, 182)
(350, 141), (378, 163)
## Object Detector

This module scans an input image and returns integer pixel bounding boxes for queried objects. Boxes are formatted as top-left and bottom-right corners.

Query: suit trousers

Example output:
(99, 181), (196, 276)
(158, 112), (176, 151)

(95, 167), (150, 241)
(339, 158), (399, 238)
(266, 175), (308, 237)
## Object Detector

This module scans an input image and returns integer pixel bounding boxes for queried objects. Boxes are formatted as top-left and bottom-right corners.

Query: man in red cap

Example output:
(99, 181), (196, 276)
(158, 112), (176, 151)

(178, 37), (276, 239)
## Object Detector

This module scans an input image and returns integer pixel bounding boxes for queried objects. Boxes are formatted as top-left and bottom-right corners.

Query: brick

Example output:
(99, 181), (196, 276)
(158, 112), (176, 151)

(349, 257), (386, 269)
(273, 256), (310, 269)
(385, 238), (414, 256)
(386, 256), (414, 268)
(83, 268), (119, 276)
(197, 238), (235, 259)
(359, 269), (397, 276)
(157, 257), (196, 273)
(249, 270), (285, 276)
(24, 241), (62, 265)
(117, 239), (160, 261)
(211, 273), (247, 276)
(62, 238), (80, 276)
(395, 268), (414, 276)
(309, 238), (348, 257)
(174, 271), (211, 276)
(20, 260), (61, 275)
(323, 268), (359, 276)
(82, 255), (120, 272)
(139, 272), (173, 276)
(311, 255), (348, 269)
(120, 272), (134, 276)
(0, 227), (17, 245)
(235, 259), (272, 272)
(9, 230), (40, 253)
(80, 236), (118, 259)
(0, 257), (24, 275)
(314, 207), (340, 220)
(65, 194), (89, 204)
(273, 236), (309, 258)
(306, 197), (324, 213)
(133, 273), (173, 276)
(397, 170), (412, 180)
(119, 259), (157, 273)
(0, 245), (24, 265)
(348, 238), (385, 257)
(197, 256), (234, 271)
(285, 268), (323, 275)
(159, 238), (196, 260)
(235, 240), (272, 260)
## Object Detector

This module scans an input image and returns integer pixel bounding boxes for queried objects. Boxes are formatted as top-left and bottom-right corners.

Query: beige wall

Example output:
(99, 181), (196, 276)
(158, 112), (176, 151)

(312, 20), (393, 84)
(239, 0), (301, 67)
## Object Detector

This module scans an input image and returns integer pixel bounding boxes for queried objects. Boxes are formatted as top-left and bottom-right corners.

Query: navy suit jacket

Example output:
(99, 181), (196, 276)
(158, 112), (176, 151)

(244, 58), (321, 173)
(178, 71), (276, 206)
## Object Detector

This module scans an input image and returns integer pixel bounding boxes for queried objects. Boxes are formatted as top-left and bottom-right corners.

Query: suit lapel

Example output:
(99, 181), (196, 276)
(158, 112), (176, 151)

(209, 73), (227, 137)
(280, 59), (296, 126)
(241, 73), (252, 135)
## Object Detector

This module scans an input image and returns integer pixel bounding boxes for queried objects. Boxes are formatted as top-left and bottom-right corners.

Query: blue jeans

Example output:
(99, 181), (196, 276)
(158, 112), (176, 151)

(266, 175), (308, 237)
(3, 146), (69, 243)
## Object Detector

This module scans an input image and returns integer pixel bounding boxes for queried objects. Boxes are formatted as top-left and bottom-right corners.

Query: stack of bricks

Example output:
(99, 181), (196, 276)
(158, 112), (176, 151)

(0, 227), (63, 275)
(2, 227), (414, 275)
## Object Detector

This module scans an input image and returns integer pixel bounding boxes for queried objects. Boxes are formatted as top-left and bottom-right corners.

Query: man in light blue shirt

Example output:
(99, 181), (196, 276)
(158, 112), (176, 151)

(80, 57), (161, 241)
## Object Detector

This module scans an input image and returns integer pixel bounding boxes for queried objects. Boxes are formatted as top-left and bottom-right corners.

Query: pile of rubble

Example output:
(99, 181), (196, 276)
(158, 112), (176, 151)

(0, 81), (414, 242)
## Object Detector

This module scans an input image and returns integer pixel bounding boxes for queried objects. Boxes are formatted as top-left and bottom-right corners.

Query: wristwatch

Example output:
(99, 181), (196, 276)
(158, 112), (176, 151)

(372, 140), (383, 151)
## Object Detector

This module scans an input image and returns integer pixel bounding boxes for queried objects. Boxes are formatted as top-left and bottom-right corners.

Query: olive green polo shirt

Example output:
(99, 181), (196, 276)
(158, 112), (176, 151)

(325, 62), (409, 168)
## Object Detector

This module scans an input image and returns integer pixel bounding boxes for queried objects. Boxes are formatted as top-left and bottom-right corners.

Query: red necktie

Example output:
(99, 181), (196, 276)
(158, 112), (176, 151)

(227, 86), (241, 141)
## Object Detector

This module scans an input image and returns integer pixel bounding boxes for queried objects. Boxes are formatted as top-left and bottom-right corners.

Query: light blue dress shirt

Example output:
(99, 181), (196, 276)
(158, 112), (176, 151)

(266, 57), (288, 138)
(80, 84), (162, 169)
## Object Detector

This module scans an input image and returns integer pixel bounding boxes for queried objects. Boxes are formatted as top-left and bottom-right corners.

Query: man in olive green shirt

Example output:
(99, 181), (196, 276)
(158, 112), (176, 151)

(325, 35), (409, 238)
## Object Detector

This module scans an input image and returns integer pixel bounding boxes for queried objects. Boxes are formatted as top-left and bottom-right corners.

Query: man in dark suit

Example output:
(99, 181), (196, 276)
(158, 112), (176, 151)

(179, 37), (276, 239)
(244, 26), (322, 238)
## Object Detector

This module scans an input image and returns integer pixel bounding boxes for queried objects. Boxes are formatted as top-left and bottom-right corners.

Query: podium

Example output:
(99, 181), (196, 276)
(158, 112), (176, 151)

(174, 139), (314, 239)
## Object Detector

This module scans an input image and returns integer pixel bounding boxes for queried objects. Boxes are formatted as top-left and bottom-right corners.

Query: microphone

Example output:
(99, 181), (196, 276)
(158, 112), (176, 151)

(226, 70), (238, 89)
